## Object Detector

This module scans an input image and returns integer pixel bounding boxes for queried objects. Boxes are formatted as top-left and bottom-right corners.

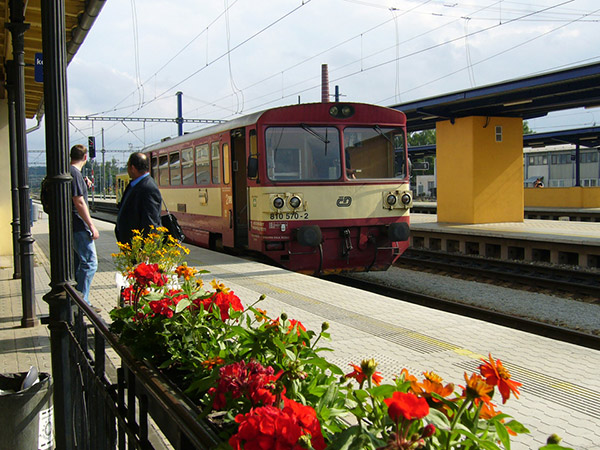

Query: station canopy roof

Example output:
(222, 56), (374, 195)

(0, 0), (105, 119)
(391, 61), (600, 132)
(408, 126), (600, 158)
(523, 126), (600, 149)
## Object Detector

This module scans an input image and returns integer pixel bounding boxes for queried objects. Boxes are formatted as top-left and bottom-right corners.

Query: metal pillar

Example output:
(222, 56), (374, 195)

(176, 91), (183, 136)
(40, 1), (75, 448)
(5, 60), (21, 279)
(575, 142), (581, 187)
(6, 0), (37, 328)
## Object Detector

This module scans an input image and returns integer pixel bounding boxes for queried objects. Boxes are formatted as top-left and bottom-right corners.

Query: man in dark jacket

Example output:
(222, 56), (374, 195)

(115, 152), (162, 244)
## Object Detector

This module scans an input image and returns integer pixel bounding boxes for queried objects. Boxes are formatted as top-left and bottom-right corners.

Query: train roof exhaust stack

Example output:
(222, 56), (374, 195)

(321, 64), (329, 103)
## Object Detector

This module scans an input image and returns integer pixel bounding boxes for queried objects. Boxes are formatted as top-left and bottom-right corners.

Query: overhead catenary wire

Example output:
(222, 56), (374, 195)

(208, 0), (578, 117)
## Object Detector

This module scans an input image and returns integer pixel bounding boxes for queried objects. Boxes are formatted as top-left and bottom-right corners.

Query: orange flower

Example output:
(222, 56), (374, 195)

(202, 356), (225, 370)
(345, 359), (383, 386)
(479, 354), (522, 404)
(287, 319), (307, 336)
(410, 371), (454, 406)
(396, 368), (418, 383)
(175, 264), (197, 280)
(461, 372), (493, 405)
(254, 308), (268, 322)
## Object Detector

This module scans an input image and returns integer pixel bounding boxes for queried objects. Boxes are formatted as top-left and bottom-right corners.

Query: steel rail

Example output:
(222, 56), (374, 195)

(328, 274), (600, 351)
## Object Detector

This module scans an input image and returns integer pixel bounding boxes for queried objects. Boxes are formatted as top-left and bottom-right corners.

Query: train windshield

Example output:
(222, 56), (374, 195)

(344, 127), (407, 180)
(265, 126), (342, 181)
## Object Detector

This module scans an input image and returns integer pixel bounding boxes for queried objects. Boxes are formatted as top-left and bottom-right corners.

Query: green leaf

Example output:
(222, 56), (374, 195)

(175, 298), (191, 313)
(325, 426), (365, 450)
(428, 408), (451, 429)
(494, 421), (511, 450)
(504, 419), (530, 434)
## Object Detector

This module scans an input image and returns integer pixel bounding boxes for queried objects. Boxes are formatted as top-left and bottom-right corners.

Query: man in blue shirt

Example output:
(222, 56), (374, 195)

(70, 144), (100, 311)
(115, 152), (162, 244)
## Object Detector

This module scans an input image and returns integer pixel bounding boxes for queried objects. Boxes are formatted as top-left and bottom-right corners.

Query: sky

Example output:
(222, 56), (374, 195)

(26, 0), (600, 166)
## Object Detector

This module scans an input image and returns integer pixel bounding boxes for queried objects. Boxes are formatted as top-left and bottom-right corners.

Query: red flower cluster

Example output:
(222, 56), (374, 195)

(384, 391), (430, 423)
(193, 290), (243, 320)
(130, 263), (167, 288)
(148, 289), (188, 318)
(208, 360), (283, 410)
(229, 398), (326, 450)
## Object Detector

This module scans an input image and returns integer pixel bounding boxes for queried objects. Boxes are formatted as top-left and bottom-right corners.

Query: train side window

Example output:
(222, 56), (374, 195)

(181, 148), (194, 185)
(196, 144), (210, 185)
(248, 129), (258, 179)
(170, 151), (181, 185)
(222, 143), (230, 185)
(151, 155), (158, 179)
(211, 141), (221, 184)
(158, 154), (169, 186)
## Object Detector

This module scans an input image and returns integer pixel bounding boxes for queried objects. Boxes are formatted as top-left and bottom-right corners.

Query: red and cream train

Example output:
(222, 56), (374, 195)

(143, 102), (412, 274)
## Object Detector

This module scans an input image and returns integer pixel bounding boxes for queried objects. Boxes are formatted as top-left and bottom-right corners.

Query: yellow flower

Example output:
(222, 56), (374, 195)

(210, 279), (230, 293)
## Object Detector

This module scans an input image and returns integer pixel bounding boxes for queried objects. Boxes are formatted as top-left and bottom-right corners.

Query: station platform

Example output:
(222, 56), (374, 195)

(411, 212), (600, 268)
(2, 216), (600, 449)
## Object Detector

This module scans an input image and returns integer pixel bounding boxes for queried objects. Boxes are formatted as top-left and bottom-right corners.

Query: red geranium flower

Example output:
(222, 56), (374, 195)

(193, 290), (243, 320)
(479, 354), (522, 404)
(208, 360), (283, 410)
(130, 263), (167, 288)
(384, 391), (430, 422)
(148, 298), (174, 318)
(229, 398), (325, 450)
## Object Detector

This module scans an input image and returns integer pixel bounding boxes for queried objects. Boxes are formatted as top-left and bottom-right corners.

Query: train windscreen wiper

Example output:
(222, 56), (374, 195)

(373, 125), (393, 146)
(301, 124), (330, 144)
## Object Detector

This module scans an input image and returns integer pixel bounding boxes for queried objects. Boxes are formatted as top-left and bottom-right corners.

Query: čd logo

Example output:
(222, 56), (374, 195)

(336, 196), (352, 207)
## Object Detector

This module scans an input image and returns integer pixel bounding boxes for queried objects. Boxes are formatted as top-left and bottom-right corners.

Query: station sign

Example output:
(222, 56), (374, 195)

(35, 53), (43, 82)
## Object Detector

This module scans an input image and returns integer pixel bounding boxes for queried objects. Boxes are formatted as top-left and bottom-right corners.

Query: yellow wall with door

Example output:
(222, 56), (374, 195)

(436, 116), (524, 223)
(0, 100), (13, 256)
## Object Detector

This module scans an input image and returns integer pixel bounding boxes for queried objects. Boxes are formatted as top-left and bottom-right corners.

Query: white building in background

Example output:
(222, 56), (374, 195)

(413, 144), (600, 198)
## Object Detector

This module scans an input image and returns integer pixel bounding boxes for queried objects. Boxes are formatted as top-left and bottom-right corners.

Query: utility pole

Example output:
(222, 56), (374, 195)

(101, 128), (105, 198)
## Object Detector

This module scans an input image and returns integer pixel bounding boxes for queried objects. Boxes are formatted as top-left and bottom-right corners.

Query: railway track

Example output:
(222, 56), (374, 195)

(327, 273), (600, 351)
(396, 248), (600, 300)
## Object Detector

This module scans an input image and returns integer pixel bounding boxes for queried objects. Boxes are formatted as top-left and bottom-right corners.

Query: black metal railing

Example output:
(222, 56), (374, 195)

(63, 284), (222, 450)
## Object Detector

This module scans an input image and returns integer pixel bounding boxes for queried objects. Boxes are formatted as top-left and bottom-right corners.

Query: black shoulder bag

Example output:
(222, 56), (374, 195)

(160, 200), (185, 242)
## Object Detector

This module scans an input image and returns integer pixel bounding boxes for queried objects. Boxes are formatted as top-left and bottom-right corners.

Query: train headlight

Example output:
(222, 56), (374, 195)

(273, 197), (285, 209)
(329, 104), (355, 119)
(401, 193), (412, 205)
(386, 194), (397, 206)
(289, 195), (302, 209)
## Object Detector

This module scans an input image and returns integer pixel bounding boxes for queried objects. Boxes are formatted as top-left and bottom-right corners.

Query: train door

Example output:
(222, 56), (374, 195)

(220, 135), (235, 248)
(231, 127), (248, 247)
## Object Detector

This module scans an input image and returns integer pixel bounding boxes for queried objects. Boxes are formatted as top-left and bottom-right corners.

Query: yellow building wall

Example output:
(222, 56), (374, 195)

(525, 186), (600, 208)
(436, 116), (524, 223)
(0, 100), (13, 256)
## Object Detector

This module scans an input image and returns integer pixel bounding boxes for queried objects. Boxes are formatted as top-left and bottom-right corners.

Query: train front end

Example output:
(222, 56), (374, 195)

(247, 103), (411, 275)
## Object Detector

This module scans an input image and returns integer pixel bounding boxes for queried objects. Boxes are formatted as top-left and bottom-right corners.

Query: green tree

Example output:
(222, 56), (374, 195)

(523, 120), (534, 135)
(408, 129), (436, 146)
